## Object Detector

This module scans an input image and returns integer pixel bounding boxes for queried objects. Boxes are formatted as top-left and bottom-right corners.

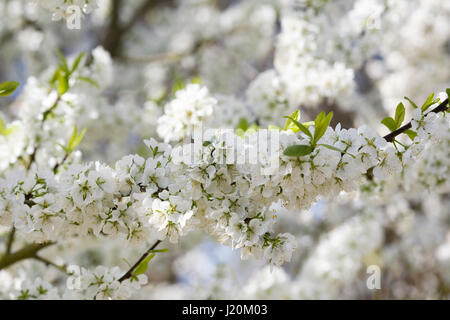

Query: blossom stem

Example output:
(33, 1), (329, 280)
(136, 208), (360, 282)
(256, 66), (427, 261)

(33, 255), (69, 275)
(118, 240), (162, 282)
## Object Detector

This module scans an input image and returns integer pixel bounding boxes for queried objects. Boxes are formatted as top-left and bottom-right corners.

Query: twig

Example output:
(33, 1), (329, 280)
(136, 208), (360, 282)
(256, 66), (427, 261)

(33, 255), (69, 275)
(383, 98), (448, 142)
(118, 240), (162, 282)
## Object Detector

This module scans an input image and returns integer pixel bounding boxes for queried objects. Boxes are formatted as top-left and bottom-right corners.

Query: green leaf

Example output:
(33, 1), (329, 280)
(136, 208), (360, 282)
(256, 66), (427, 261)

(77, 76), (100, 88)
(283, 144), (313, 157)
(394, 103), (405, 128)
(203, 141), (212, 147)
(0, 81), (19, 96)
(381, 117), (398, 132)
(284, 110), (301, 131)
(404, 129), (417, 141)
(148, 249), (169, 253)
(313, 111), (333, 146)
(0, 117), (17, 136)
(190, 77), (202, 84)
(236, 118), (249, 132)
(67, 126), (87, 153)
(318, 144), (355, 158)
(58, 72), (69, 95)
(404, 96), (418, 109)
(172, 77), (186, 96)
(70, 52), (85, 74)
(133, 253), (155, 276)
(421, 93), (435, 111)
(268, 125), (281, 131)
(56, 50), (69, 74)
(284, 116), (313, 139)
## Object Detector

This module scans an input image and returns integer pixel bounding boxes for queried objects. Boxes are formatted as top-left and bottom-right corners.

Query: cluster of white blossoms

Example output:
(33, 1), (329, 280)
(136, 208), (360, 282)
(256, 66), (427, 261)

(1, 78), (447, 270)
(0, 0), (448, 301)
(34, 0), (98, 24)
(7, 265), (147, 300)
(157, 84), (218, 143)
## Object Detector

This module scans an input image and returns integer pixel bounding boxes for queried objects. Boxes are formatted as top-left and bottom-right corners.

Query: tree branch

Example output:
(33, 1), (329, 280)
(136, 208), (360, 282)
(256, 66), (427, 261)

(383, 98), (448, 142)
(102, 0), (176, 57)
(0, 242), (54, 271)
(5, 227), (16, 255)
(119, 240), (162, 282)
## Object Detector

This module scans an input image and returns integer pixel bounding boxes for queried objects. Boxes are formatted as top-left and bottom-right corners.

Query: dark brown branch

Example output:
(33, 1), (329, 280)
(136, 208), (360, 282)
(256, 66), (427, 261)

(383, 98), (448, 142)
(119, 240), (162, 282)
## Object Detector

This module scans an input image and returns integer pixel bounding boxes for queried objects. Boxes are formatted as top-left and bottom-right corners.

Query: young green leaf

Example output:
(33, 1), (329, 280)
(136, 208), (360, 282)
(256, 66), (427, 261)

(283, 144), (313, 157)
(67, 126), (87, 153)
(394, 103), (405, 128)
(284, 116), (313, 139)
(58, 72), (69, 95)
(190, 77), (202, 84)
(284, 110), (301, 131)
(381, 117), (398, 132)
(77, 76), (100, 88)
(0, 117), (17, 136)
(172, 77), (186, 96)
(56, 50), (69, 74)
(70, 52), (85, 74)
(404, 96), (418, 109)
(313, 111), (333, 146)
(268, 124), (282, 131)
(421, 93), (438, 112)
(203, 141), (212, 147)
(0, 81), (19, 96)
(236, 118), (249, 132)
(133, 253), (156, 276)
(404, 129), (417, 141)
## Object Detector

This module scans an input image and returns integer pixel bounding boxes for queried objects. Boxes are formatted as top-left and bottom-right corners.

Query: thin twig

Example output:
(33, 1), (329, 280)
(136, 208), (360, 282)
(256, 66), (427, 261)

(383, 98), (448, 142)
(34, 255), (69, 275)
(119, 240), (162, 282)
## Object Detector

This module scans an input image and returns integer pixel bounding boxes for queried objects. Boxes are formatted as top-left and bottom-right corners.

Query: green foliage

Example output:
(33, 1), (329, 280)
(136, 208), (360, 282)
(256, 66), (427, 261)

(421, 93), (440, 112)
(235, 118), (259, 137)
(0, 117), (17, 136)
(312, 111), (333, 147)
(51, 51), (87, 95)
(77, 76), (100, 88)
(236, 118), (249, 132)
(59, 125), (87, 154)
(394, 102), (405, 128)
(404, 96), (418, 109)
(404, 129), (417, 141)
(284, 111), (312, 139)
(382, 103), (406, 132)
(0, 81), (19, 96)
(133, 254), (155, 276)
(283, 110), (334, 157)
(283, 144), (313, 157)
(132, 248), (168, 277)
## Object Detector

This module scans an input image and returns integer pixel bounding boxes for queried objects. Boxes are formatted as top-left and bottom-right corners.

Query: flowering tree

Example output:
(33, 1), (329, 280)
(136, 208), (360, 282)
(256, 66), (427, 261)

(0, 0), (449, 299)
